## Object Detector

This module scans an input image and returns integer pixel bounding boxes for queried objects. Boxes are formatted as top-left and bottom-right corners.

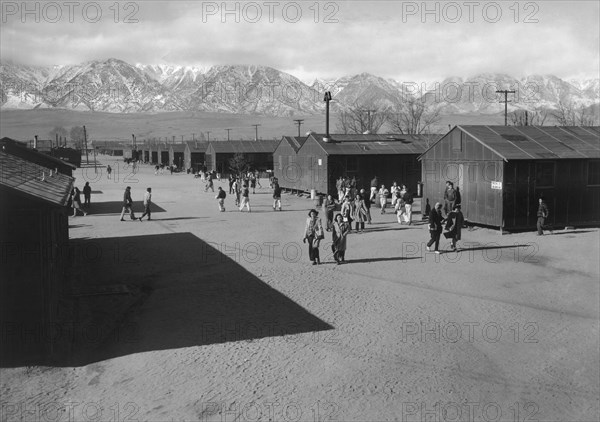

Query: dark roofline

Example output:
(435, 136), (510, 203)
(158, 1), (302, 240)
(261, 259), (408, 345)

(1, 140), (78, 169)
(418, 125), (600, 161)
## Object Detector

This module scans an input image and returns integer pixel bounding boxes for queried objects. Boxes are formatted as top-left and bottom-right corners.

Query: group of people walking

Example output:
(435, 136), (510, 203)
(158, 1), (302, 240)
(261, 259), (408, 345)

(303, 208), (349, 265)
(119, 186), (153, 221)
(69, 183), (91, 217)
(425, 181), (464, 253)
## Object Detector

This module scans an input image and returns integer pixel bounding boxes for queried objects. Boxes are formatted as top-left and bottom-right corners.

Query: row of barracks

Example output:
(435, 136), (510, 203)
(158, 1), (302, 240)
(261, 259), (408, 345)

(127, 125), (599, 230)
(139, 140), (279, 173)
(271, 126), (600, 230)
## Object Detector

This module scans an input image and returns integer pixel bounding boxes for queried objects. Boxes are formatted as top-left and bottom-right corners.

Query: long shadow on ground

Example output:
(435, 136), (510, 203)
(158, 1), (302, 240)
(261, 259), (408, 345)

(2, 233), (333, 367)
(82, 201), (166, 216)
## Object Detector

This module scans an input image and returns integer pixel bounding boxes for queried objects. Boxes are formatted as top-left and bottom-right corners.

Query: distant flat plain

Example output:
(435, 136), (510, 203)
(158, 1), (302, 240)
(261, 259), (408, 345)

(0, 109), (508, 142)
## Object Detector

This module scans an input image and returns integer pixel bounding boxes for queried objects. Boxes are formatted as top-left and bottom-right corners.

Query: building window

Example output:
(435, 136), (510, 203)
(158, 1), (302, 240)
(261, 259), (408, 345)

(588, 161), (600, 186)
(535, 162), (555, 187)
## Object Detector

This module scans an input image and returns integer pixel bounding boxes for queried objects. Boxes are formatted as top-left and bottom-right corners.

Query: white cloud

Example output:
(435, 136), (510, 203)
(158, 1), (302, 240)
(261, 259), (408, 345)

(1, 0), (598, 81)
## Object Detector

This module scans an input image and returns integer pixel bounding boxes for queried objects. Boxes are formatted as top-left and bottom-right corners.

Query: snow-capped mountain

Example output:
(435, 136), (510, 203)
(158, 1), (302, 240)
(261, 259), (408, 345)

(1, 58), (598, 116)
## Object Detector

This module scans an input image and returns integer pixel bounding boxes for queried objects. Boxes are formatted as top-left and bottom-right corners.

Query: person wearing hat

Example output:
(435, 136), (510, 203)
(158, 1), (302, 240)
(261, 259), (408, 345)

(120, 186), (137, 221)
(303, 209), (324, 265)
(443, 204), (464, 250)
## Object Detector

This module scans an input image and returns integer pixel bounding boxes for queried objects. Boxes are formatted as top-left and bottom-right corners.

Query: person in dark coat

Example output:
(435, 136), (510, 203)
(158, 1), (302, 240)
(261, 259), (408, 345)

(537, 197), (549, 235)
(359, 189), (372, 224)
(322, 194), (337, 230)
(82, 182), (91, 208)
(426, 202), (444, 253)
(443, 181), (458, 216)
(332, 213), (350, 264)
(444, 204), (464, 250)
(273, 183), (282, 211)
(120, 186), (136, 221)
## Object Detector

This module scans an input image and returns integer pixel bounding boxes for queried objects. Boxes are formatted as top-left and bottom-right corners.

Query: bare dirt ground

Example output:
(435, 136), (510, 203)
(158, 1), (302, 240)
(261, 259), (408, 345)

(1, 157), (599, 422)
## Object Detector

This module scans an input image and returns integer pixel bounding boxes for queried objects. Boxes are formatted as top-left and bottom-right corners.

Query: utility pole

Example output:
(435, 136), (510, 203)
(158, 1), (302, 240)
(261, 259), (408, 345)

(132, 134), (136, 161)
(293, 119), (304, 137)
(252, 124), (260, 141)
(225, 129), (231, 141)
(83, 126), (89, 164)
(496, 90), (516, 126)
(207, 131), (211, 142)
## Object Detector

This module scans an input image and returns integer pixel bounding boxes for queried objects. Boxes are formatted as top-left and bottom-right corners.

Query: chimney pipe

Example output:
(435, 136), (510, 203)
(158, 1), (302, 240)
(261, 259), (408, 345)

(34, 135), (38, 149)
(323, 91), (332, 142)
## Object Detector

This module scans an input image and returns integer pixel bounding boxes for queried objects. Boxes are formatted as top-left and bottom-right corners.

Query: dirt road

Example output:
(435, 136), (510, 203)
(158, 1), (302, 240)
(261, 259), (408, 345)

(1, 159), (598, 421)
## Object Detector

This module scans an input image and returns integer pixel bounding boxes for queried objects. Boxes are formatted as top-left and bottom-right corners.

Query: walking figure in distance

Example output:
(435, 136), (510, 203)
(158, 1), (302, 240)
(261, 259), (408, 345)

(378, 184), (389, 214)
(120, 186), (137, 221)
(537, 196), (549, 235)
(250, 172), (257, 194)
(255, 170), (262, 189)
(370, 175), (378, 203)
(272, 182), (282, 211)
(426, 202), (444, 254)
(106, 165), (112, 180)
(322, 194), (337, 231)
(352, 193), (368, 233)
(83, 182), (91, 208)
(239, 184), (251, 212)
(341, 196), (353, 233)
(232, 178), (241, 207)
(139, 188), (152, 221)
(332, 213), (350, 264)
(71, 187), (87, 217)
(205, 172), (214, 192)
(215, 187), (227, 212)
(359, 189), (372, 224)
(303, 209), (324, 265)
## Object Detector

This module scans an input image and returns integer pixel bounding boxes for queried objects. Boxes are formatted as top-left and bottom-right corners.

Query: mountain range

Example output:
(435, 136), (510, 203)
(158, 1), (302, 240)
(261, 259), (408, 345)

(1, 58), (598, 116)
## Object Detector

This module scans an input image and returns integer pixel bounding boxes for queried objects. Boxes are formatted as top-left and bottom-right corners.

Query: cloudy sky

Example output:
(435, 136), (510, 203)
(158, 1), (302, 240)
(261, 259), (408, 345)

(1, 0), (598, 83)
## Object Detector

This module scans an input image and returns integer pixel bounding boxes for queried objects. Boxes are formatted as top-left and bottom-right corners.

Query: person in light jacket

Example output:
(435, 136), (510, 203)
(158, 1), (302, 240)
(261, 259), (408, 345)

(352, 193), (368, 233)
(303, 209), (324, 265)
(139, 187), (153, 220)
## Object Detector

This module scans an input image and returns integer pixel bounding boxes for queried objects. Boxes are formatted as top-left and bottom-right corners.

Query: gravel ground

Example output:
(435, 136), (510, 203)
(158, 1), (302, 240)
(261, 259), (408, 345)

(1, 158), (598, 422)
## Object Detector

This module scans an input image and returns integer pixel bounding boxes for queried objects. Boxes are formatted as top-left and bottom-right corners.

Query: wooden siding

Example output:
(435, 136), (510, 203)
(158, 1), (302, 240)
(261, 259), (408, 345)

(274, 139), (301, 190)
(421, 127), (505, 227)
(504, 159), (600, 228)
